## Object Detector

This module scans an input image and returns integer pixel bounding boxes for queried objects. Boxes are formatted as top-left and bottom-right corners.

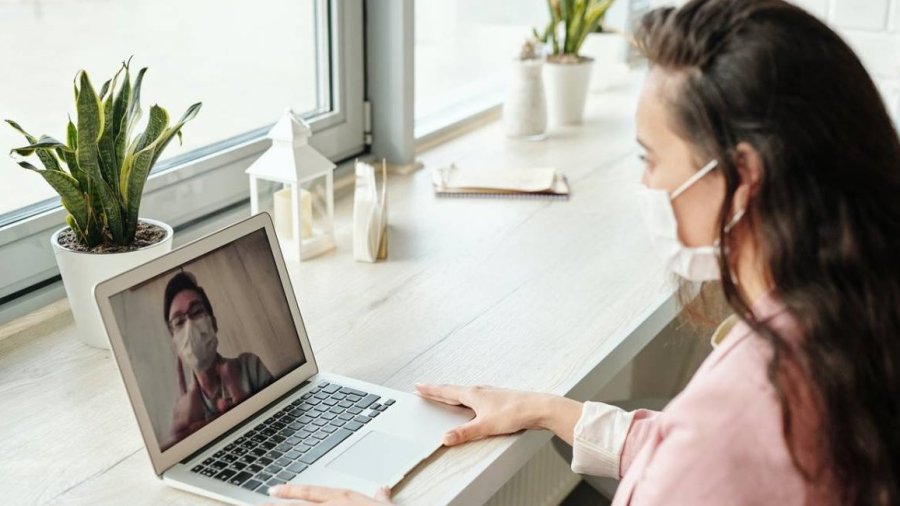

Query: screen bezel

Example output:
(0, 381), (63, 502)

(94, 212), (318, 476)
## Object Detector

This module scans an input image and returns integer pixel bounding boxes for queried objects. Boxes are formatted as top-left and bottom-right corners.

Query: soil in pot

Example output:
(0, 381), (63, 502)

(56, 221), (168, 253)
(547, 54), (593, 65)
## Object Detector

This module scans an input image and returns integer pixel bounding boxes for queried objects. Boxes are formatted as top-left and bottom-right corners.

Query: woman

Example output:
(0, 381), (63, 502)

(268, 0), (900, 504)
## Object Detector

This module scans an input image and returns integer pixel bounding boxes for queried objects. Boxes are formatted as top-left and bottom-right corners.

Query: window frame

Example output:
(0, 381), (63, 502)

(0, 0), (365, 312)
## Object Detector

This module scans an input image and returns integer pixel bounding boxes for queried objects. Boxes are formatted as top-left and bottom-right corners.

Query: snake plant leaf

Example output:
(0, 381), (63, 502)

(14, 158), (89, 239)
(112, 65), (132, 167)
(98, 67), (123, 193)
(125, 67), (148, 138)
(119, 105), (168, 239)
(10, 135), (69, 154)
(75, 70), (124, 243)
(9, 137), (68, 175)
(63, 117), (87, 189)
(148, 102), (202, 169)
(575, 0), (614, 51)
(5, 119), (37, 143)
(568, 0), (587, 53)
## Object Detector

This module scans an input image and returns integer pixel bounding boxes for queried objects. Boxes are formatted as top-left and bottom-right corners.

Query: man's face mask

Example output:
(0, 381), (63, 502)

(638, 159), (745, 282)
(174, 313), (219, 373)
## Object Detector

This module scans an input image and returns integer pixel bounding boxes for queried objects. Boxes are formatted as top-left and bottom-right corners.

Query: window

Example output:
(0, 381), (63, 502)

(0, 0), (364, 307)
(414, 0), (548, 137)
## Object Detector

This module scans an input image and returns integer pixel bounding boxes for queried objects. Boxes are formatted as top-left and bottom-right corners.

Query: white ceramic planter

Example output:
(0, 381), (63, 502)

(581, 32), (629, 92)
(51, 218), (174, 349)
(543, 58), (594, 126)
(503, 59), (547, 140)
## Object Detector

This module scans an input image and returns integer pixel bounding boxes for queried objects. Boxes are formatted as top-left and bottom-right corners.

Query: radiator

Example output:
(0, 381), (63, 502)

(483, 441), (581, 506)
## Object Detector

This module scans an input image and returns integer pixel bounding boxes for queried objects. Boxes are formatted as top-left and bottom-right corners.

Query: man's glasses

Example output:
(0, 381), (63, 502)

(168, 302), (209, 331)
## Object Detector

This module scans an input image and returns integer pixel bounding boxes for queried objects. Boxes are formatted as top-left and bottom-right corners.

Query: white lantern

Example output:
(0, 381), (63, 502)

(246, 109), (336, 260)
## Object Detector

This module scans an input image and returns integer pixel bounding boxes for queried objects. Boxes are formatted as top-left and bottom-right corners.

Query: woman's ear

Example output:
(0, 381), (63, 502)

(732, 142), (764, 213)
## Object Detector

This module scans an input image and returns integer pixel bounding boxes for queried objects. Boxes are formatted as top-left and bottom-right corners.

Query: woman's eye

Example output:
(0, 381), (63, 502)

(638, 153), (654, 171)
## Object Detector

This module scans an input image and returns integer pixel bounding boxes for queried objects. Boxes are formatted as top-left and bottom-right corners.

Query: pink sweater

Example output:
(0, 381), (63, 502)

(571, 294), (836, 505)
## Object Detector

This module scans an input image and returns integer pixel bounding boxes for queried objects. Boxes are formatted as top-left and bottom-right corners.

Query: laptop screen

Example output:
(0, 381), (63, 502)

(108, 228), (307, 452)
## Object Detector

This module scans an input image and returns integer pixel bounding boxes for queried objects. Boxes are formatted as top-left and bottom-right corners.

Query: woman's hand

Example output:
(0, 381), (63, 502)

(415, 384), (582, 446)
(266, 484), (391, 505)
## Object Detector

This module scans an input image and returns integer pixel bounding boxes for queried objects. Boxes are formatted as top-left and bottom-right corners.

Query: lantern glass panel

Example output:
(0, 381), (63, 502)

(299, 174), (331, 243)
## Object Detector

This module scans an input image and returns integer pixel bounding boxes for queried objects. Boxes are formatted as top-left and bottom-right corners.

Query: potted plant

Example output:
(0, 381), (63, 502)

(538, 0), (615, 125)
(6, 60), (201, 348)
(503, 37), (548, 140)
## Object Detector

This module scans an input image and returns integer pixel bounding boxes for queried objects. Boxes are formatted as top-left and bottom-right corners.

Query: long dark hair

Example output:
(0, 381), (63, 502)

(636, 1), (900, 504)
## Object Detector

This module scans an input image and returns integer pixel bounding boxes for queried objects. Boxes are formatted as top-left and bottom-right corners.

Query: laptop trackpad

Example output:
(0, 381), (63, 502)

(327, 431), (424, 484)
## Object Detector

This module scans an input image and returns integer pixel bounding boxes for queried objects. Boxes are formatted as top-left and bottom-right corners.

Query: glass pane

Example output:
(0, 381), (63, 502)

(415, 0), (547, 125)
(0, 0), (323, 217)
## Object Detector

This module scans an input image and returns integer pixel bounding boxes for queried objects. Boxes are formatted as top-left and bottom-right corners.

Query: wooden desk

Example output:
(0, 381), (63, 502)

(0, 74), (681, 505)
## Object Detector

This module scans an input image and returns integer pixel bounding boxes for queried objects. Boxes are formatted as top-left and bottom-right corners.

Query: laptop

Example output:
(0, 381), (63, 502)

(94, 213), (473, 504)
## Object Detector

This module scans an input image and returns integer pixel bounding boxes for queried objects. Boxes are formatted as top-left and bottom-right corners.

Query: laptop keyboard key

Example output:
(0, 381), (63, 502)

(288, 462), (308, 474)
(354, 415), (373, 424)
(299, 428), (353, 465)
(355, 394), (379, 409)
(242, 479), (263, 491)
(214, 469), (236, 482)
(384, 399), (395, 406)
(344, 420), (363, 432)
(322, 383), (341, 394)
(277, 470), (296, 481)
(229, 471), (253, 486)
(340, 387), (367, 397)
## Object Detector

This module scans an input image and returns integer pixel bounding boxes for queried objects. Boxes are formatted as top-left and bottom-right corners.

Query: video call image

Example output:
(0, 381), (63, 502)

(110, 229), (306, 451)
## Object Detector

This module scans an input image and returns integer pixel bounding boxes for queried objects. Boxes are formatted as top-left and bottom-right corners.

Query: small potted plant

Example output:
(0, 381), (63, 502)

(6, 60), (201, 348)
(503, 37), (548, 140)
(538, 0), (615, 125)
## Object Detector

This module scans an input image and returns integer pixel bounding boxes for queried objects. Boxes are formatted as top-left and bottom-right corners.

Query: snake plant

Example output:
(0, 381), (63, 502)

(6, 60), (201, 248)
(538, 0), (616, 57)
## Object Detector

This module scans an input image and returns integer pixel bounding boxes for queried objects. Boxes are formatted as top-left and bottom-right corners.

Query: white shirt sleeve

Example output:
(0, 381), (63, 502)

(570, 401), (636, 478)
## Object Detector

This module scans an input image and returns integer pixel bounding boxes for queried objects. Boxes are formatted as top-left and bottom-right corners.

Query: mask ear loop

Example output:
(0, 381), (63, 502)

(670, 159), (719, 200)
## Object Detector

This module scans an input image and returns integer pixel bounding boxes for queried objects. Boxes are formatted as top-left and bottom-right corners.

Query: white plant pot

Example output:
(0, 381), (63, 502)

(543, 58), (594, 126)
(503, 59), (547, 140)
(51, 218), (174, 349)
(580, 32), (629, 92)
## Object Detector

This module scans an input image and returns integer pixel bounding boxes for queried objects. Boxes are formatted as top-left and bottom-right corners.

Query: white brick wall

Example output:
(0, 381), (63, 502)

(790, 0), (900, 123)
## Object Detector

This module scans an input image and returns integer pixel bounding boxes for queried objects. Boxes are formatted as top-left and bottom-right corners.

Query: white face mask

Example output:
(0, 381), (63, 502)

(638, 159), (745, 282)
(173, 315), (219, 373)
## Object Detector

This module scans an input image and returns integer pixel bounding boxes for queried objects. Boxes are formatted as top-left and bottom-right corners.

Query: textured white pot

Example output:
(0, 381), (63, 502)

(543, 58), (594, 126)
(503, 59), (547, 140)
(51, 218), (174, 349)
(581, 32), (629, 92)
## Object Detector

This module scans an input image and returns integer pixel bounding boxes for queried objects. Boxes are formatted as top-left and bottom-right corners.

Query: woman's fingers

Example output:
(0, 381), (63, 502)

(415, 384), (466, 405)
(443, 418), (487, 446)
(268, 483), (351, 502)
(374, 485), (392, 502)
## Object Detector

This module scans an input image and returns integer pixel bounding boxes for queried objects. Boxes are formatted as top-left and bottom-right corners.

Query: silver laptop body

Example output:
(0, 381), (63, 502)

(95, 213), (472, 505)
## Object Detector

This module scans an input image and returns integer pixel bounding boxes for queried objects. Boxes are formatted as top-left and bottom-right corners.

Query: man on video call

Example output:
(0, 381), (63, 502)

(164, 271), (273, 445)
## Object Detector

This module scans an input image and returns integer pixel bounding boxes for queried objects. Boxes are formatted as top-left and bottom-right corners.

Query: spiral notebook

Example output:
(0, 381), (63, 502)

(432, 165), (570, 200)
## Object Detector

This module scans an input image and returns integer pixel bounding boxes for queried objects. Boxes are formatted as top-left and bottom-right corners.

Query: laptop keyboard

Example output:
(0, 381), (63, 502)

(189, 381), (395, 495)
